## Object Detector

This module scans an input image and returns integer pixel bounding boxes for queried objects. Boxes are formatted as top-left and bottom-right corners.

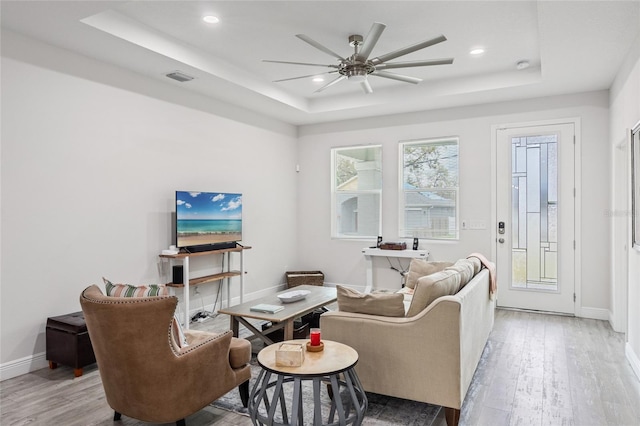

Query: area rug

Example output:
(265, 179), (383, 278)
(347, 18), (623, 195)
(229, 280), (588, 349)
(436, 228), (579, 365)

(212, 360), (441, 425)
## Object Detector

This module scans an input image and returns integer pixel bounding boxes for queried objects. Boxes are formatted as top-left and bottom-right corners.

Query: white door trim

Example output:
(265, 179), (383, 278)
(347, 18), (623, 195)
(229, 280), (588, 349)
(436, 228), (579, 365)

(609, 131), (630, 332)
(490, 117), (582, 316)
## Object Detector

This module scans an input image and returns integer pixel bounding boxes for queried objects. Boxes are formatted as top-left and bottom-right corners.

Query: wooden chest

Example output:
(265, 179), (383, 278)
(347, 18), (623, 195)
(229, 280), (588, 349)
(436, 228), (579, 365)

(46, 311), (96, 377)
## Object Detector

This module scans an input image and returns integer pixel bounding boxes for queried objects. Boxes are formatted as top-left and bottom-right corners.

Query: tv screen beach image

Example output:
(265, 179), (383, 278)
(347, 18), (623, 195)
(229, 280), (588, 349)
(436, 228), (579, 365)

(176, 191), (242, 247)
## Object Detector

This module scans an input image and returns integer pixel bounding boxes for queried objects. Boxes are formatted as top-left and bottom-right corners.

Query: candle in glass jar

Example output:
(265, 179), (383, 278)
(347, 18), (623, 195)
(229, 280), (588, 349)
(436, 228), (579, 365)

(310, 328), (321, 346)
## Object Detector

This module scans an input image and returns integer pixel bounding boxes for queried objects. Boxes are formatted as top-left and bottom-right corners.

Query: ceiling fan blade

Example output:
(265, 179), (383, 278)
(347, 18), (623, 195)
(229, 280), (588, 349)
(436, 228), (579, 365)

(357, 22), (386, 61)
(263, 60), (339, 68)
(375, 58), (454, 70)
(273, 71), (339, 83)
(372, 71), (422, 84)
(371, 35), (447, 65)
(296, 34), (345, 61)
(315, 75), (346, 93)
(361, 79), (373, 94)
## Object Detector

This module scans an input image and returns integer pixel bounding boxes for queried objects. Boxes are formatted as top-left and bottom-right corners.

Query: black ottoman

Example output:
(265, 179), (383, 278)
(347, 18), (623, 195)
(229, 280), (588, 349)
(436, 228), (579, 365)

(46, 311), (96, 377)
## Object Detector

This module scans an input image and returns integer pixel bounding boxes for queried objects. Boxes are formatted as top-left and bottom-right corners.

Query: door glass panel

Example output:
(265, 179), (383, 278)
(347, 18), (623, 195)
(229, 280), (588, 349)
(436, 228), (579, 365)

(511, 134), (558, 291)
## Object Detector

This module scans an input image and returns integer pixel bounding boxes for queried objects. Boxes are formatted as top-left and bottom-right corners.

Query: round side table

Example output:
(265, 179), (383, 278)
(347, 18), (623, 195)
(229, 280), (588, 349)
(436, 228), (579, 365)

(249, 339), (367, 426)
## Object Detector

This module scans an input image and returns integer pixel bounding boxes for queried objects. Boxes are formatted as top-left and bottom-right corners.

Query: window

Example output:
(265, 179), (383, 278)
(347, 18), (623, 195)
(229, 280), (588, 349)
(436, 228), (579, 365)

(331, 145), (382, 239)
(400, 138), (459, 240)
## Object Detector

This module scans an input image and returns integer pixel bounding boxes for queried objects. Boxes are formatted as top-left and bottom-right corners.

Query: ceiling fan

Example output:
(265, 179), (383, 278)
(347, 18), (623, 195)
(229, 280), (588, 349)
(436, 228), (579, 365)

(263, 22), (454, 94)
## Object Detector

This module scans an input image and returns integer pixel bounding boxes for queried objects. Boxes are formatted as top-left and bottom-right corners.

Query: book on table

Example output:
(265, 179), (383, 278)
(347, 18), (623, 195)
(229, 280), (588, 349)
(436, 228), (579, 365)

(250, 304), (285, 314)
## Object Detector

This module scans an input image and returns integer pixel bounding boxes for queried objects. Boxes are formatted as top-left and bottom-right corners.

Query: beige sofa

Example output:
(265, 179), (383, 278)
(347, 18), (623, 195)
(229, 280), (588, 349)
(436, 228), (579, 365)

(321, 259), (495, 426)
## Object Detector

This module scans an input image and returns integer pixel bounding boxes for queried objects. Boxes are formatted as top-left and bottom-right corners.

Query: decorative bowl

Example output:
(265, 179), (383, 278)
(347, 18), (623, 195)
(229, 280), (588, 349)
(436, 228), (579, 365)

(277, 290), (311, 303)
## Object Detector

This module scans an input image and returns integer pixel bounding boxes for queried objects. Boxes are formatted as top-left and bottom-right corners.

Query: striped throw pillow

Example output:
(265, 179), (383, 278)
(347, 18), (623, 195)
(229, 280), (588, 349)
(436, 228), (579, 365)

(103, 277), (169, 297)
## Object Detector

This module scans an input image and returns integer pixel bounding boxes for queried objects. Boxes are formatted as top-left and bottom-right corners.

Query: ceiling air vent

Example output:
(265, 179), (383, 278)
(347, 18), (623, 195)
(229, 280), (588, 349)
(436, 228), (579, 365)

(165, 71), (194, 82)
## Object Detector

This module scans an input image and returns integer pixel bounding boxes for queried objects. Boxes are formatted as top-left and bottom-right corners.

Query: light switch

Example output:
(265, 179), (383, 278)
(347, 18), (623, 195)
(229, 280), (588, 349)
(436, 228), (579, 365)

(470, 220), (487, 230)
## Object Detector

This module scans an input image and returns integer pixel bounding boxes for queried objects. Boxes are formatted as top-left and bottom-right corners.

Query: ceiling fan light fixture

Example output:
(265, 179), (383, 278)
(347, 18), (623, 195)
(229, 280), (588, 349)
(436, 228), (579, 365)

(347, 68), (368, 82)
(342, 63), (373, 82)
(348, 74), (367, 82)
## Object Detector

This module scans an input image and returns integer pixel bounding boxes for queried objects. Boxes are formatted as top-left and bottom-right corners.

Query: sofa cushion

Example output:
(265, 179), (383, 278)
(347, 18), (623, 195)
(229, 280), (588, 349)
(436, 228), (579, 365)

(395, 287), (415, 314)
(444, 258), (476, 289)
(229, 337), (252, 369)
(337, 285), (405, 317)
(466, 256), (482, 274)
(181, 330), (249, 368)
(406, 270), (462, 317)
(405, 259), (454, 289)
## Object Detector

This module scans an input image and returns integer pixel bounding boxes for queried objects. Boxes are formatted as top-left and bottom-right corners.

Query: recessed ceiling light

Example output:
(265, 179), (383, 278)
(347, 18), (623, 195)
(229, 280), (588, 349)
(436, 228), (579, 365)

(203, 15), (220, 24)
(516, 60), (530, 70)
(469, 48), (485, 56)
(312, 77), (325, 83)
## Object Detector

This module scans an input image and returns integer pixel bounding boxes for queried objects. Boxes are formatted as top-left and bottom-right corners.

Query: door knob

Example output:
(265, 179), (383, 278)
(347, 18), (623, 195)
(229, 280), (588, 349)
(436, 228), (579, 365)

(498, 238), (505, 244)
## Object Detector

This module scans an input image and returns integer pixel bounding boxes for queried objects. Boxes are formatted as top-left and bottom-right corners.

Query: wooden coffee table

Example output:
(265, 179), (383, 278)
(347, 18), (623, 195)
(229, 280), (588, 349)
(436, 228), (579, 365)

(249, 339), (367, 426)
(218, 285), (337, 345)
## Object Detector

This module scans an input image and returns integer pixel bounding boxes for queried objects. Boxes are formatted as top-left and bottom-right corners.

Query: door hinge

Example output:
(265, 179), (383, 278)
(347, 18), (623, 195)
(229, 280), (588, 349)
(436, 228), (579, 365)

(573, 188), (576, 197)
(573, 135), (576, 145)
(573, 293), (576, 302)
(573, 240), (576, 249)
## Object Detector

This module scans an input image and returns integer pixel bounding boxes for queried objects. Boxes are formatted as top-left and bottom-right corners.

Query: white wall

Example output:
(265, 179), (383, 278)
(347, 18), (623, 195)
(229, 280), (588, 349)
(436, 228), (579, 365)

(0, 32), (298, 379)
(610, 31), (640, 378)
(297, 91), (611, 318)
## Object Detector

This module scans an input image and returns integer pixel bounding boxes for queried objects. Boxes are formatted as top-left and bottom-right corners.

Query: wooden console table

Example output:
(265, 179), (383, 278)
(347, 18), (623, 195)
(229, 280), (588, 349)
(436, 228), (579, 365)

(159, 246), (250, 329)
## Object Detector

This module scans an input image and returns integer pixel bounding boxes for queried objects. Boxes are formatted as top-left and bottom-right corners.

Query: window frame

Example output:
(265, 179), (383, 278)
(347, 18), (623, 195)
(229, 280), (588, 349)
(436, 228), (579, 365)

(398, 137), (460, 241)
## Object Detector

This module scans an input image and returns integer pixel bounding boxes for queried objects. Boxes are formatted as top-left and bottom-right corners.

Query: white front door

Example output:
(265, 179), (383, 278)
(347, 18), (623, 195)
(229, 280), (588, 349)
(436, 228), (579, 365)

(494, 122), (575, 314)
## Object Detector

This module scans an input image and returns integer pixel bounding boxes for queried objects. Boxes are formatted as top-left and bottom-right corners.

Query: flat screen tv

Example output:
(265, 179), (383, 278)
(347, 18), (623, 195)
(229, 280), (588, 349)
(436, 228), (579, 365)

(175, 191), (242, 251)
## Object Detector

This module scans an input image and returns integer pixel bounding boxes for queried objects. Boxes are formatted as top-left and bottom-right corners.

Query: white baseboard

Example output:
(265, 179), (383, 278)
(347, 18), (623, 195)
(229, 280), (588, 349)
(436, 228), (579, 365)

(608, 310), (627, 333)
(577, 306), (610, 321)
(324, 281), (366, 292)
(1, 352), (48, 381)
(626, 342), (640, 380)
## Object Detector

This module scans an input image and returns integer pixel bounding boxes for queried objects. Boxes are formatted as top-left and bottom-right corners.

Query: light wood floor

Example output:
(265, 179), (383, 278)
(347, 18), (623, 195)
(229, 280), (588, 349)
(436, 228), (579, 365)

(1, 308), (639, 426)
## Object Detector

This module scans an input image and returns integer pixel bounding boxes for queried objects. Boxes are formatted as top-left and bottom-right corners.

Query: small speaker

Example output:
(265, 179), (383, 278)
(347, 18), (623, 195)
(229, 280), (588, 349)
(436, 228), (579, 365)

(172, 265), (184, 284)
(413, 238), (419, 250)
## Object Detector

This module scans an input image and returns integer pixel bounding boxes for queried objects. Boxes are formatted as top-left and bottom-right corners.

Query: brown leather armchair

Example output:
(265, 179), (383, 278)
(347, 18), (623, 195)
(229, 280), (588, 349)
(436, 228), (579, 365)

(80, 285), (251, 426)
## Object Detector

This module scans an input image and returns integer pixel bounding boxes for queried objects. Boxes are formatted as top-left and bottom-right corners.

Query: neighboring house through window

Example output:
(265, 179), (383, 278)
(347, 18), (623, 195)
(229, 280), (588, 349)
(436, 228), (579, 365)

(331, 145), (382, 239)
(400, 137), (459, 240)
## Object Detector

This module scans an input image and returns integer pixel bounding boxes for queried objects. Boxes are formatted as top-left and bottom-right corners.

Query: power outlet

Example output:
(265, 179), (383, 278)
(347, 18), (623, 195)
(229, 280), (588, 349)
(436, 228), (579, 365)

(194, 286), (200, 295)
